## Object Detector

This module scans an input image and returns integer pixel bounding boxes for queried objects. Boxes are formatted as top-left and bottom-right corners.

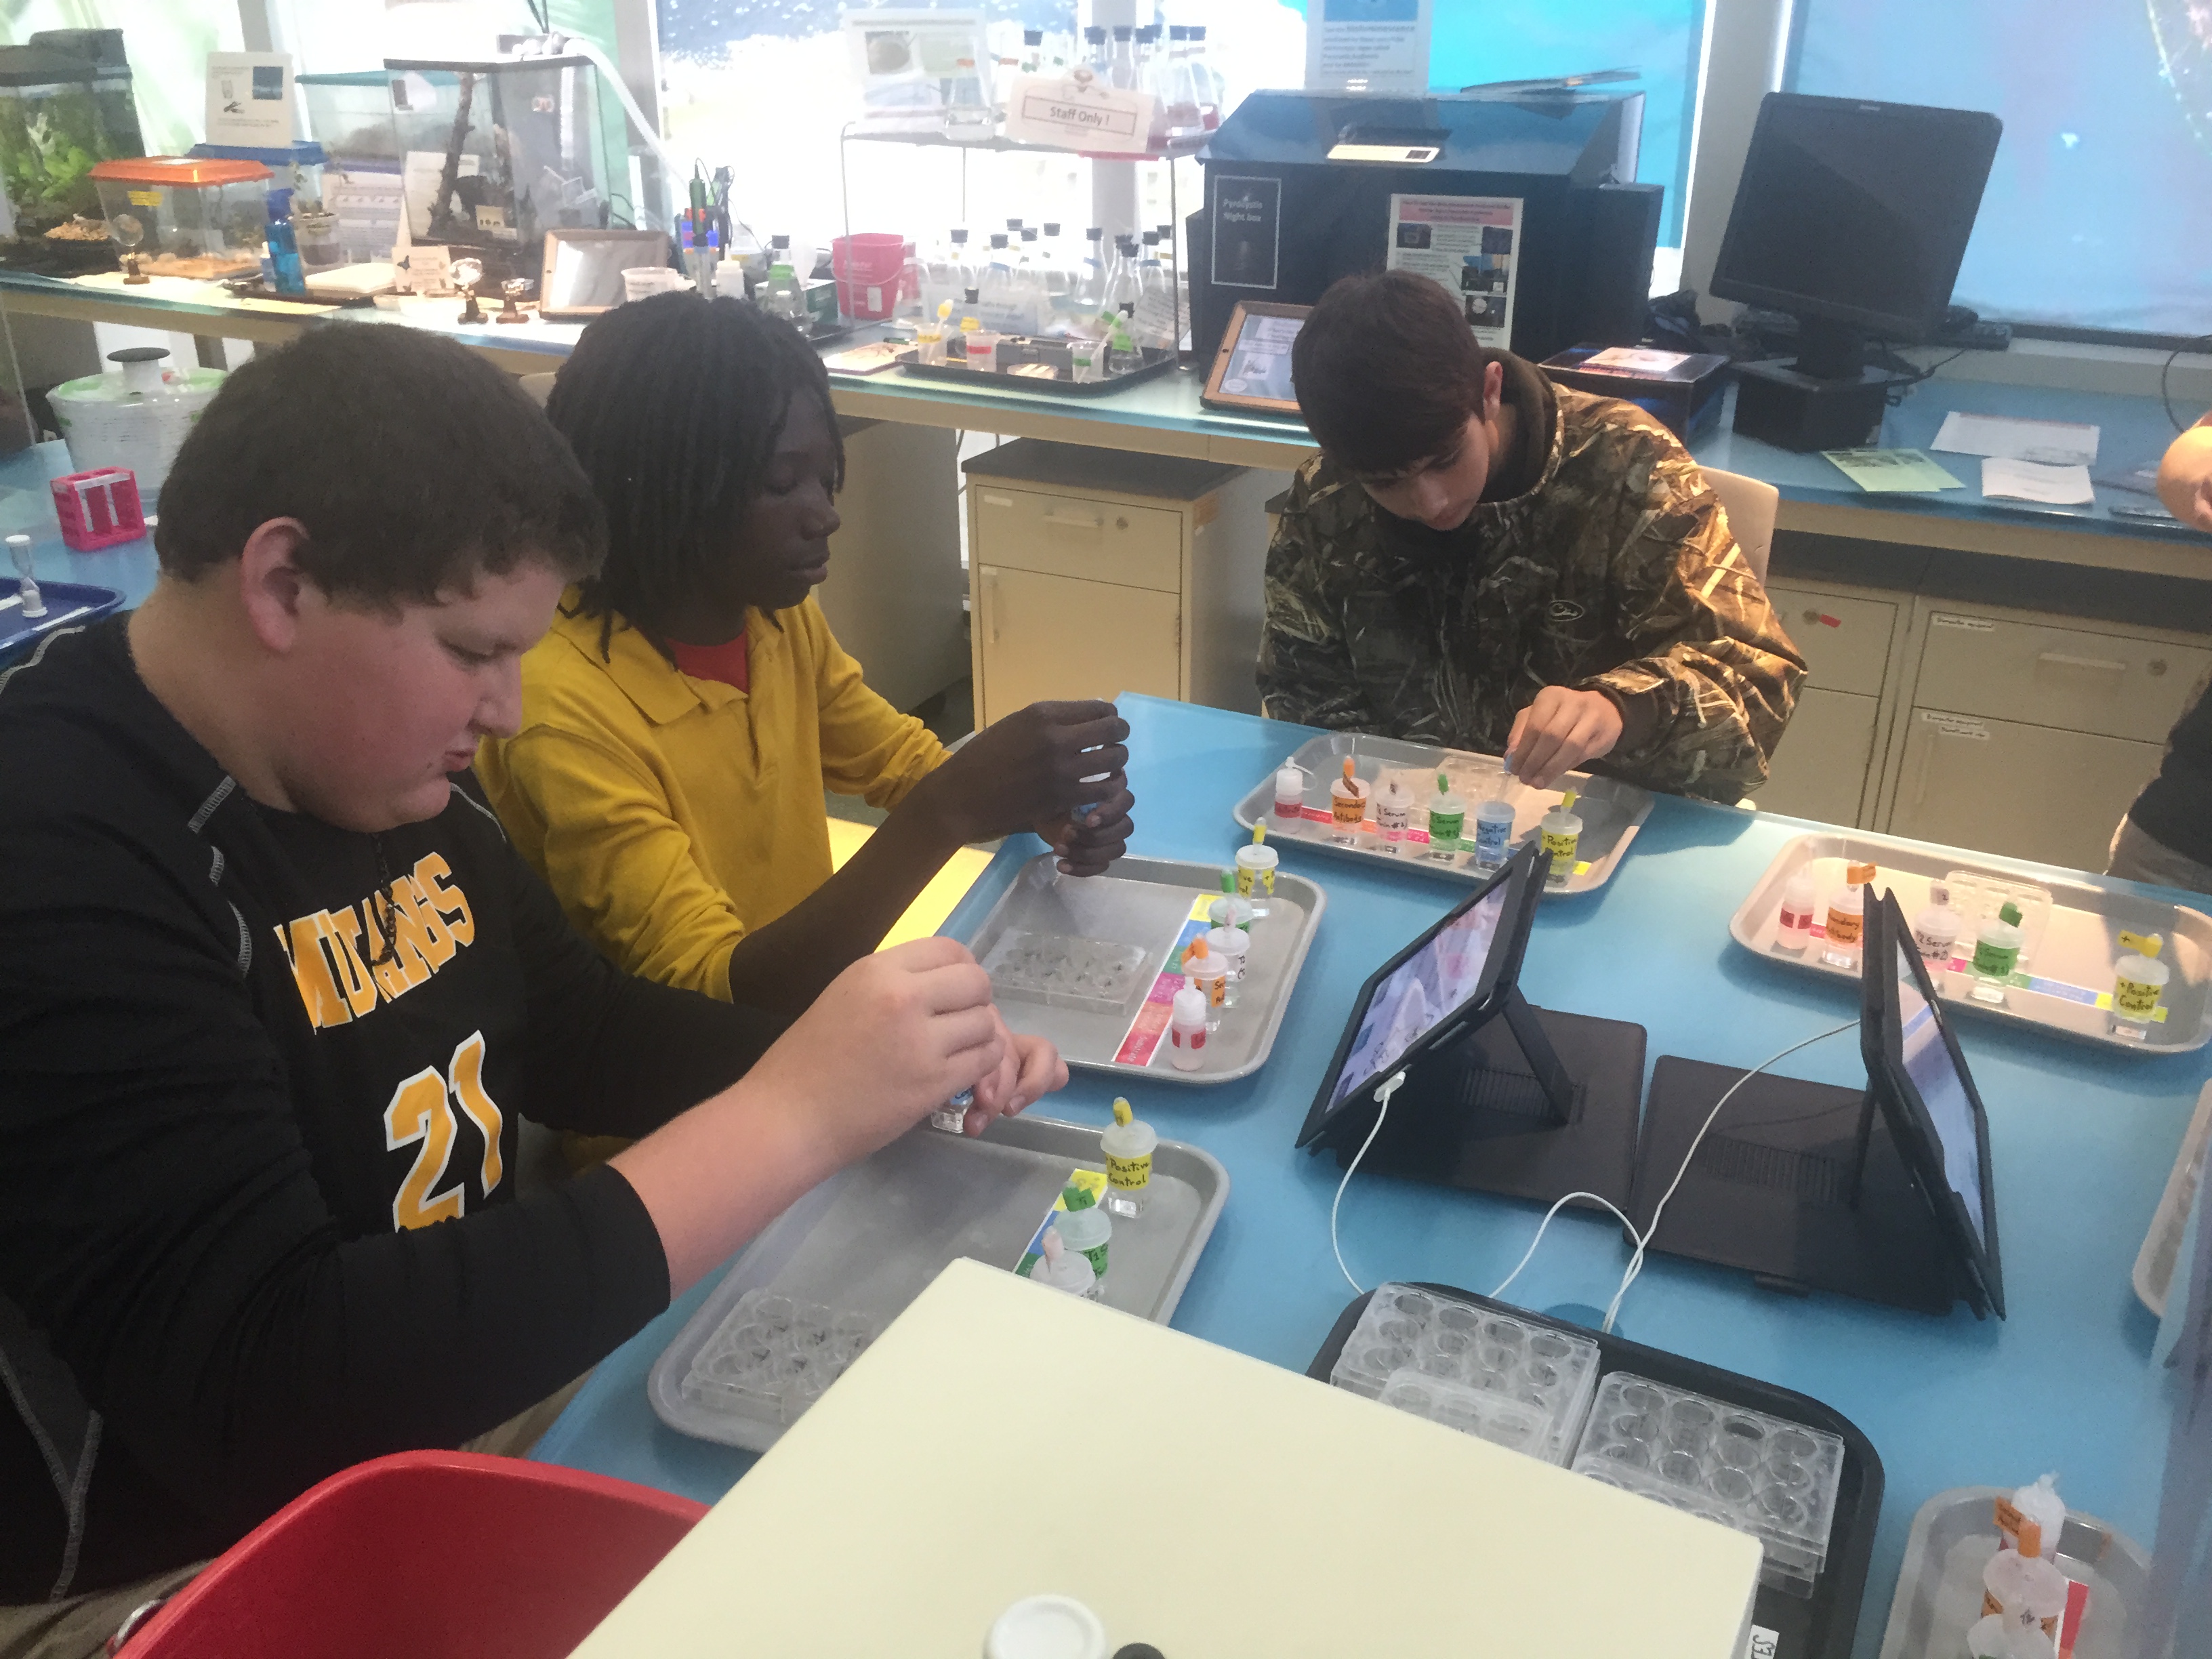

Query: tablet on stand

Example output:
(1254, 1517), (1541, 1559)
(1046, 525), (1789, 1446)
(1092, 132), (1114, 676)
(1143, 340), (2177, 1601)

(1633, 890), (2005, 1317)
(1295, 840), (1647, 1211)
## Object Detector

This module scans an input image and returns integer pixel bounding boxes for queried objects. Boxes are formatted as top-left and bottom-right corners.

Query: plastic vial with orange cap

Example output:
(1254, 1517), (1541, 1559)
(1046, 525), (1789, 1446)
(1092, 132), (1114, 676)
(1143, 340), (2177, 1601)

(1183, 933), (1227, 1028)
(1328, 756), (1369, 846)
(1817, 861), (1877, 969)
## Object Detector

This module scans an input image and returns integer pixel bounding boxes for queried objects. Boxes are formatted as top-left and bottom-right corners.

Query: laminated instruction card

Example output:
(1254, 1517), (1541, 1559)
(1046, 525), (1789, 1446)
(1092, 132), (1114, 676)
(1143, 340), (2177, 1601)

(1386, 194), (1521, 348)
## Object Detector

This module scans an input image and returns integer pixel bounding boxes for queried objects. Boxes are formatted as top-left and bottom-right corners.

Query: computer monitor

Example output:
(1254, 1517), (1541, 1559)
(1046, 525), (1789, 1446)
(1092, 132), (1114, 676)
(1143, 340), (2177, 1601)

(1711, 93), (2002, 380)
(1299, 839), (1647, 1210)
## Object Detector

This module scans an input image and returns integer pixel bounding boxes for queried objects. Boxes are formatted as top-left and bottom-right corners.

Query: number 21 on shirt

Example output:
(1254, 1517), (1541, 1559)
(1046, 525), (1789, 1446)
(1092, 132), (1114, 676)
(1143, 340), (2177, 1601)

(382, 1030), (506, 1231)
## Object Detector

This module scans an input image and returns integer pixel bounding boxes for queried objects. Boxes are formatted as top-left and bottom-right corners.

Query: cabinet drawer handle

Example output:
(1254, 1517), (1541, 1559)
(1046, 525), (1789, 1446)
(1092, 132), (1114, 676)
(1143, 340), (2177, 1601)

(981, 567), (1000, 644)
(1042, 510), (1105, 531)
(2036, 652), (2128, 674)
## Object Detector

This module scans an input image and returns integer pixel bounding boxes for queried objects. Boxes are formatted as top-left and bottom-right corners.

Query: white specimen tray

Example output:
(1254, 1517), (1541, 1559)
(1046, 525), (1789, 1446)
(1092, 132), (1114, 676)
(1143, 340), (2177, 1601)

(951, 854), (1326, 1084)
(1231, 731), (1655, 896)
(1729, 830), (2212, 1055)
(1876, 1486), (2146, 1659)
(647, 1113), (1227, 1452)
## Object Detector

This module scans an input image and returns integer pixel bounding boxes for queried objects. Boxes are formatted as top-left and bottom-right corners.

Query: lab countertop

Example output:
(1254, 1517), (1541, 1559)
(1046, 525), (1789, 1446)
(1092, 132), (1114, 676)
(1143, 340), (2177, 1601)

(531, 693), (2197, 1659)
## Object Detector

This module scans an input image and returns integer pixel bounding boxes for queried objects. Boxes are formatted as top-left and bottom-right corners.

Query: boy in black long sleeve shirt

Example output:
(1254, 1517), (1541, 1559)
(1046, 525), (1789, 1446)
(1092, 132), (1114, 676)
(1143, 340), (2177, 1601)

(0, 325), (1063, 1654)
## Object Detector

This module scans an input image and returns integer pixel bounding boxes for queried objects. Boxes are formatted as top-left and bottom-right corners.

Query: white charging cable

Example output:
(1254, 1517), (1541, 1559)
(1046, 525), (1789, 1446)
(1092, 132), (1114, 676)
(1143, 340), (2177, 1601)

(1599, 1017), (1861, 1333)
(1488, 1189), (1640, 1302)
(1331, 1069), (1408, 1294)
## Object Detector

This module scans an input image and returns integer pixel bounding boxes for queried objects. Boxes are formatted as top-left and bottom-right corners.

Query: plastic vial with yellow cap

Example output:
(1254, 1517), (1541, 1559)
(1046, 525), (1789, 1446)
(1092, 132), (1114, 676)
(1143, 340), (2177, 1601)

(1101, 1096), (1155, 1219)
(1820, 861), (1877, 970)
(1538, 790), (1582, 888)
(2111, 930), (2169, 1040)
(1235, 821), (1277, 918)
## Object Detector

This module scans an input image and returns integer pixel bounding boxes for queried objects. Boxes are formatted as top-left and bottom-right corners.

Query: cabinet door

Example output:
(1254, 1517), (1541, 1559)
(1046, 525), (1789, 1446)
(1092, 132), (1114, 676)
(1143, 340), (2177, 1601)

(1757, 687), (1878, 826)
(1763, 587), (1897, 699)
(970, 487), (1185, 590)
(1911, 612), (2209, 744)
(975, 565), (1182, 727)
(1886, 708), (2162, 873)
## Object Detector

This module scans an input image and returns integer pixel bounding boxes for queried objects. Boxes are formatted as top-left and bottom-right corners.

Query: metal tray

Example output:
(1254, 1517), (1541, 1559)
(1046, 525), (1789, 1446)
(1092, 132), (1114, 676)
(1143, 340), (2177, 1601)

(649, 1112), (1228, 1451)
(1231, 731), (1656, 897)
(1307, 1284), (1883, 1659)
(1729, 830), (2212, 1054)
(1875, 1486), (2147, 1659)
(895, 337), (1177, 394)
(950, 853), (1326, 1084)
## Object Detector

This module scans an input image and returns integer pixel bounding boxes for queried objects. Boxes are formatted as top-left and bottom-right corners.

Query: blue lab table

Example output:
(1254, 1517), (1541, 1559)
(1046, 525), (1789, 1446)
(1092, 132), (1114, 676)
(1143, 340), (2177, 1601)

(531, 693), (2199, 1656)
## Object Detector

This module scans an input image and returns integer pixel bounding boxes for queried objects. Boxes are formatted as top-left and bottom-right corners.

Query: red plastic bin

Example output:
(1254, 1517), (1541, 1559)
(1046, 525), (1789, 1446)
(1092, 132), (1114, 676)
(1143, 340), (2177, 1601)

(113, 1450), (706, 1658)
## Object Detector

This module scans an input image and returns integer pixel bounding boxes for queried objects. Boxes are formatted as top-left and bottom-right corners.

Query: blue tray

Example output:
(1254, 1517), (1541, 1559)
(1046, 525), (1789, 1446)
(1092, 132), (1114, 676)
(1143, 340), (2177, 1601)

(0, 580), (123, 664)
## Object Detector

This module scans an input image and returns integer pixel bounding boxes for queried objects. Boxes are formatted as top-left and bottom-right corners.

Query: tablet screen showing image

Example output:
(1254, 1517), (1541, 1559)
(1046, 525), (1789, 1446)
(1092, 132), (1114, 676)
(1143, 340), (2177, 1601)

(1330, 881), (1509, 1107)
(1219, 310), (1303, 403)
(1892, 939), (1987, 1248)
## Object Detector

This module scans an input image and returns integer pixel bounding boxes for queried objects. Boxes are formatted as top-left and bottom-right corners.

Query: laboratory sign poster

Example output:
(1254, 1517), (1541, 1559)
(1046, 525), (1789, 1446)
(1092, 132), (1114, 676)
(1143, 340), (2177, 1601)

(1212, 176), (1283, 290)
(1385, 194), (1522, 349)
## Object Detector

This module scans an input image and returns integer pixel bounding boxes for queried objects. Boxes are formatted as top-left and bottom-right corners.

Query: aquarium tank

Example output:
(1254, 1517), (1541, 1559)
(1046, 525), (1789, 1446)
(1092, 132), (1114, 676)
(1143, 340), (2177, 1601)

(0, 29), (145, 272)
(386, 56), (615, 283)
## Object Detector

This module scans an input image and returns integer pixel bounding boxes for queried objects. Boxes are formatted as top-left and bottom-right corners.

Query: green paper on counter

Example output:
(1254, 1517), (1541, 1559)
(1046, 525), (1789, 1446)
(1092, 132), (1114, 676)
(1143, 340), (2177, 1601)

(1820, 447), (1967, 493)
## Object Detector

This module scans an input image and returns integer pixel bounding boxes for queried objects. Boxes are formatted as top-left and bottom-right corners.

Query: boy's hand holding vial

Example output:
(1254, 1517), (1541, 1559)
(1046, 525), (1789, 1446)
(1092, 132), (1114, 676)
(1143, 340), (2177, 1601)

(908, 698), (1136, 877)
(932, 1006), (1068, 1134)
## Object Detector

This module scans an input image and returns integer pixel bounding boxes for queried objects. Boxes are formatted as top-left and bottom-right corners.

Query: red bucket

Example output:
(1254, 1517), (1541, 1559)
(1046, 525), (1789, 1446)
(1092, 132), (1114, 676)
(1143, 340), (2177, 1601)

(832, 233), (913, 321)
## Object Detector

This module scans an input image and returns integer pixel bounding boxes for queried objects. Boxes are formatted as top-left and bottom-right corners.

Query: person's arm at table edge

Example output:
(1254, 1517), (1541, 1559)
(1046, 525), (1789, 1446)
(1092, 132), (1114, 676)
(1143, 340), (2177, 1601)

(1564, 449), (1805, 801)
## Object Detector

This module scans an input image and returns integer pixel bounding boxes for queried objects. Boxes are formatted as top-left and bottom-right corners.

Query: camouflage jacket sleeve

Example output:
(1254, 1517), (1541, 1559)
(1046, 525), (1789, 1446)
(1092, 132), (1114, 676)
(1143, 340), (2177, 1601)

(1576, 432), (1805, 802)
(1255, 459), (1376, 731)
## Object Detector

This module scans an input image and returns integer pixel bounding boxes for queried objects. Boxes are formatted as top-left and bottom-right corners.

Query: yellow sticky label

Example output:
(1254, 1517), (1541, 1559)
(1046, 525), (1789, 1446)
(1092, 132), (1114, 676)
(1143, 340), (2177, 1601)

(125, 189), (161, 206)
(1106, 1148), (1152, 1191)
(2095, 989), (2169, 1022)
(2114, 976), (2164, 1018)
(1542, 830), (1579, 866)
(1235, 864), (1274, 899)
(2119, 930), (2163, 960)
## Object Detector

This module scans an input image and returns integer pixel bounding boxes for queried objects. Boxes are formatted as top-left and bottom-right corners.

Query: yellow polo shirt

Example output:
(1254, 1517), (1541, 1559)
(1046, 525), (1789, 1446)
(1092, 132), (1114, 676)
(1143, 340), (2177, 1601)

(476, 592), (947, 999)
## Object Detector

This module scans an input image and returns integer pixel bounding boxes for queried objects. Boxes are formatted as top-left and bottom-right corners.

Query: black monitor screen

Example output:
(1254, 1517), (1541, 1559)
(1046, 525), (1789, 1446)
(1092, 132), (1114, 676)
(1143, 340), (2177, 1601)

(1893, 939), (1986, 1249)
(1711, 94), (2002, 335)
(1330, 881), (1509, 1107)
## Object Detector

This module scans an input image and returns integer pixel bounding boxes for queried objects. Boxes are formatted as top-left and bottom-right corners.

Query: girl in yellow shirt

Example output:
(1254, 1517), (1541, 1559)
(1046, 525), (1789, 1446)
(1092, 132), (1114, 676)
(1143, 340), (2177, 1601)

(476, 293), (1134, 1014)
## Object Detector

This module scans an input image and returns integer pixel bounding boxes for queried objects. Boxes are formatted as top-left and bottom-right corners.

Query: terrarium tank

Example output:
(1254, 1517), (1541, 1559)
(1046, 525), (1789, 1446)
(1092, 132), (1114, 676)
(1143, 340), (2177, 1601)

(300, 70), (400, 169)
(0, 30), (146, 274)
(386, 56), (614, 282)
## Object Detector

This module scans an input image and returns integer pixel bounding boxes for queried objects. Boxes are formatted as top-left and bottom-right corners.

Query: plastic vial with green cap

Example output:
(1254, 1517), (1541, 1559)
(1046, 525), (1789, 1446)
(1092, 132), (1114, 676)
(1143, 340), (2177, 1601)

(1970, 901), (2026, 1006)
(1425, 769), (1466, 864)
(1052, 1180), (1111, 1295)
(1101, 1096), (1156, 1219)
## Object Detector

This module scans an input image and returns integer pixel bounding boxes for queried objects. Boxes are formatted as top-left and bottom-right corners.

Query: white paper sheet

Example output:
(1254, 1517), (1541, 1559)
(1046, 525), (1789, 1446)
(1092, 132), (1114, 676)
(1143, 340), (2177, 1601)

(1933, 410), (2101, 467)
(1980, 456), (2095, 506)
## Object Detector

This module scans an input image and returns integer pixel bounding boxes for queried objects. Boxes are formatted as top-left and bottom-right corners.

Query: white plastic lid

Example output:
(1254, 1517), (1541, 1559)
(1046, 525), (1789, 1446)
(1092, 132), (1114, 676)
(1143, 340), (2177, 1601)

(1101, 1114), (1157, 1158)
(1052, 1200), (1110, 1250)
(1475, 797), (1515, 821)
(1173, 979), (1206, 1023)
(1541, 805), (1580, 830)
(1235, 842), (1277, 869)
(1206, 924), (1248, 962)
(1782, 872), (1816, 907)
(983, 1595), (1109, 1659)
(2118, 953), (2171, 985)
(1275, 763), (1304, 799)
(1431, 788), (1465, 812)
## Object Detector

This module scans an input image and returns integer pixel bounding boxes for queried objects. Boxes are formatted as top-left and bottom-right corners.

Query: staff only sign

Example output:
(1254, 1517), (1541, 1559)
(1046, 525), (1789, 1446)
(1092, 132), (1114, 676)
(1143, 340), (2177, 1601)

(1002, 68), (1158, 155)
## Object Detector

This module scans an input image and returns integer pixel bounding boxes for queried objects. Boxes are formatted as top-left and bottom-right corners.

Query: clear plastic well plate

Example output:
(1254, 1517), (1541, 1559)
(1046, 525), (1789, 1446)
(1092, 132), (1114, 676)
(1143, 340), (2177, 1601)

(678, 1288), (882, 1432)
(1328, 1284), (1599, 1465)
(1571, 1372), (1845, 1597)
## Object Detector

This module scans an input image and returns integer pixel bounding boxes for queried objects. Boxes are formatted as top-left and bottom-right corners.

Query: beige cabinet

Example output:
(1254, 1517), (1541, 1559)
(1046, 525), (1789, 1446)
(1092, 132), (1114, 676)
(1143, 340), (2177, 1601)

(1875, 601), (2209, 872)
(964, 441), (1286, 729)
(1762, 687), (1881, 826)
(1885, 708), (2160, 872)
(972, 565), (1182, 713)
(1761, 580), (1908, 825)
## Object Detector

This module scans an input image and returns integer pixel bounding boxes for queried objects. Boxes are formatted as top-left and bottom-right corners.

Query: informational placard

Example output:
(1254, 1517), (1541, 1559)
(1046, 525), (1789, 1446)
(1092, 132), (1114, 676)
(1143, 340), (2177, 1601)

(1210, 176), (1282, 291)
(205, 52), (295, 146)
(1385, 193), (1521, 348)
(1002, 73), (1157, 157)
(1305, 0), (1432, 95)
